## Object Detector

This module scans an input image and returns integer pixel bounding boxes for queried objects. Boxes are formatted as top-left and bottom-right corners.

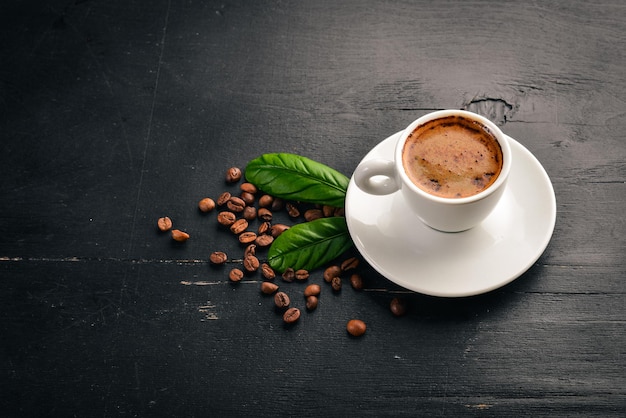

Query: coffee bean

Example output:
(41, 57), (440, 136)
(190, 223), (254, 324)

(304, 209), (323, 222)
(240, 182), (258, 194)
(261, 263), (276, 280)
(346, 319), (366, 337)
(240, 191), (255, 205)
(243, 255), (260, 272)
(229, 268), (244, 282)
(323, 265), (341, 283)
(238, 231), (257, 244)
(226, 167), (242, 183)
(244, 244), (256, 258)
(198, 198), (216, 213)
(390, 297), (408, 317)
(157, 217), (172, 232)
(286, 203), (300, 218)
(230, 218), (248, 235)
(255, 234), (274, 247)
(322, 205), (335, 217)
(331, 276), (342, 291)
(282, 268), (295, 282)
(270, 224), (290, 238)
(257, 221), (271, 235)
(227, 196), (245, 212)
(305, 295), (318, 311)
(271, 197), (285, 211)
(341, 257), (359, 272)
(260, 281), (279, 294)
(274, 291), (290, 309)
(350, 273), (363, 290)
(334, 207), (345, 217)
(257, 207), (272, 222)
(243, 206), (257, 221)
(303, 284), (321, 297)
(171, 229), (190, 242)
(217, 211), (236, 226)
(210, 251), (228, 265)
(295, 269), (309, 281)
(258, 195), (274, 208)
(283, 307), (301, 324)
(217, 191), (231, 206)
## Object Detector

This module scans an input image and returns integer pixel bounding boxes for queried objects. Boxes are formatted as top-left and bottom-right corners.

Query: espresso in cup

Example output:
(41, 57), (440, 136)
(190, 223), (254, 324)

(401, 115), (503, 199)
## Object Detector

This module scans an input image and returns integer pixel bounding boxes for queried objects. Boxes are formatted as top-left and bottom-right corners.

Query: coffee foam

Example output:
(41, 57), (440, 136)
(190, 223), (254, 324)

(402, 115), (503, 198)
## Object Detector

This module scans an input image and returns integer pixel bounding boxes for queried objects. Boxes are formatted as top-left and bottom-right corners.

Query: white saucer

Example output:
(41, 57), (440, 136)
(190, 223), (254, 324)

(345, 132), (556, 297)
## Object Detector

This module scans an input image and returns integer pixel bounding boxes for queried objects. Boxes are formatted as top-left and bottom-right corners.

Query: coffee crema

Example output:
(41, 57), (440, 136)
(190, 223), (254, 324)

(402, 115), (503, 198)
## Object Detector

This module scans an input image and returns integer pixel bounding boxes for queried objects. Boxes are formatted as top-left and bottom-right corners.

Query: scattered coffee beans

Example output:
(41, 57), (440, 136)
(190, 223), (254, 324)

(217, 211), (236, 226)
(227, 196), (245, 212)
(157, 217), (172, 232)
(295, 269), (310, 281)
(286, 202), (300, 218)
(171, 229), (189, 242)
(258, 194), (273, 208)
(261, 263), (276, 280)
(240, 182), (258, 194)
(331, 276), (342, 291)
(257, 208), (272, 222)
(230, 218), (248, 235)
(217, 191), (231, 206)
(304, 208), (323, 222)
(243, 255), (260, 272)
(210, 251), (228, 265)
(240, 191), (255, 205)
(274, 291), (290, 309)
(270, 224), (290, 238)
(261, 281), (279, 294)
(350, 274), (363, 290)
(390, 297), (408, 317)
(282, 268), (295, 282)
(238, 231), (257, 244)
(346, 319), (366, 337)
(341, 257), (359, 272)
(243, 206), (257, 221)
(226, 167), (242, 183)
(303, 284), (321, 297)
(283, 307), (301, 324)
(305, 295), (318, 311)
(198, 198), (216, 213)
(244, 244), (256, 257)
(229, 268), (244, 282)
(255, 234), (273, 247)
(323, 265), (341, 283)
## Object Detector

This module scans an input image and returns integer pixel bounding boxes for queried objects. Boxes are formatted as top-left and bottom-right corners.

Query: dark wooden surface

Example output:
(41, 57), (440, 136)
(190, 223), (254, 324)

(1, 1), (625, 416)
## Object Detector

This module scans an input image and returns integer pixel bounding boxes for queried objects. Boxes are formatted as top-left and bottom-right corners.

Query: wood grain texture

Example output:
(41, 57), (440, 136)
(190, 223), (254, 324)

(1, 0), (625, 416)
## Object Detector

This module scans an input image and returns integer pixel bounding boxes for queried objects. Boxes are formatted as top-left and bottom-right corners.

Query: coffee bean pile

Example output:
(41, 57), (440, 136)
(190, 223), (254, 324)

(157, 165), (409, 336)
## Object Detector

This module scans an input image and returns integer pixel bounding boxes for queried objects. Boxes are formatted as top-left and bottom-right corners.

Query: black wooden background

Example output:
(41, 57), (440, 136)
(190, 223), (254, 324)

(1, 1), (625, 416)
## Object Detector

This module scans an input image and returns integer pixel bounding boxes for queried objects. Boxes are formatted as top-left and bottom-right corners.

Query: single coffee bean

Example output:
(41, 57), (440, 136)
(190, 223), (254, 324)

(270, 224), (290, 238)
(217, 191), (231, 206)
(304, 208), (323, 222)
(226, 167), (242, 183)
(334, 207), (345, 217)
(227, 196), (245, 212)
(260, 281), (279, 294)
(198, 197), (216, 213)
(157, 217), (172, 232)
(230, 218), (248, 235)
(240, 182), (258, 194)
(257, 221), (271, 235)
(305, 295), (318, 311)
(255, 234), (274, 247)
(243, 206), (257, 221)
(271, 197), (285, 211)
(261, 263), (276, 280)
(239, 231), (257, 244)
(171, 229), (190, 242)
(282, 268), (295, 282)
(243, 255), (260, 272)
(217, 211), (236, 226)
(244, 244), (256, 257)
(331, 276), (342, 291)
(286, 203), (300, 218)
(346, 319), (366, 337)
(295, 269), (310, 281)
(229, 268), (244, 282)
(322, 205), (335, 217)
(303, 284), (321, 297)
(390, 297), (408, 317)
(257, 207), (272, 222)
(283, 307), (301, 324)
(274, 291), (290, 309)
(258, 194), (274, 208)
(210, 251), (228, 265)
(323, 265), (341, 283)
(341, 257), (359, 272)
(240, 191), (255, 205)
(350, 273), (363, 290)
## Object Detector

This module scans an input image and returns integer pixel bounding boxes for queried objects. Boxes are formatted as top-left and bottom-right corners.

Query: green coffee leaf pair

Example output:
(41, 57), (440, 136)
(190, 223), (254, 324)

(245, 153), (353, 272)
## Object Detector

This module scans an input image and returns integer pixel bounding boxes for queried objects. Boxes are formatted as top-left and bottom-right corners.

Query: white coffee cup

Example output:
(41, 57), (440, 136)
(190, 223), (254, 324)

(353, 110), (512, 232)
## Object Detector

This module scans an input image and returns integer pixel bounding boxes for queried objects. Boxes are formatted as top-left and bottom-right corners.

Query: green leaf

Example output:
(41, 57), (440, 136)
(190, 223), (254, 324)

(268, 217), (353, 272)
(245, 153), (349, 207)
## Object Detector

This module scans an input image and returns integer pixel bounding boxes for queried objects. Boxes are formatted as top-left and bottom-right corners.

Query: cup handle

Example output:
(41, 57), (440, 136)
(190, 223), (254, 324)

(353, 158), (400, 195)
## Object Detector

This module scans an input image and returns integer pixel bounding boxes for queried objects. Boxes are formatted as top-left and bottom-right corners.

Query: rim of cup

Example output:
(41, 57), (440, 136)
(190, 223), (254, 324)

(395, 109), (512, 205)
